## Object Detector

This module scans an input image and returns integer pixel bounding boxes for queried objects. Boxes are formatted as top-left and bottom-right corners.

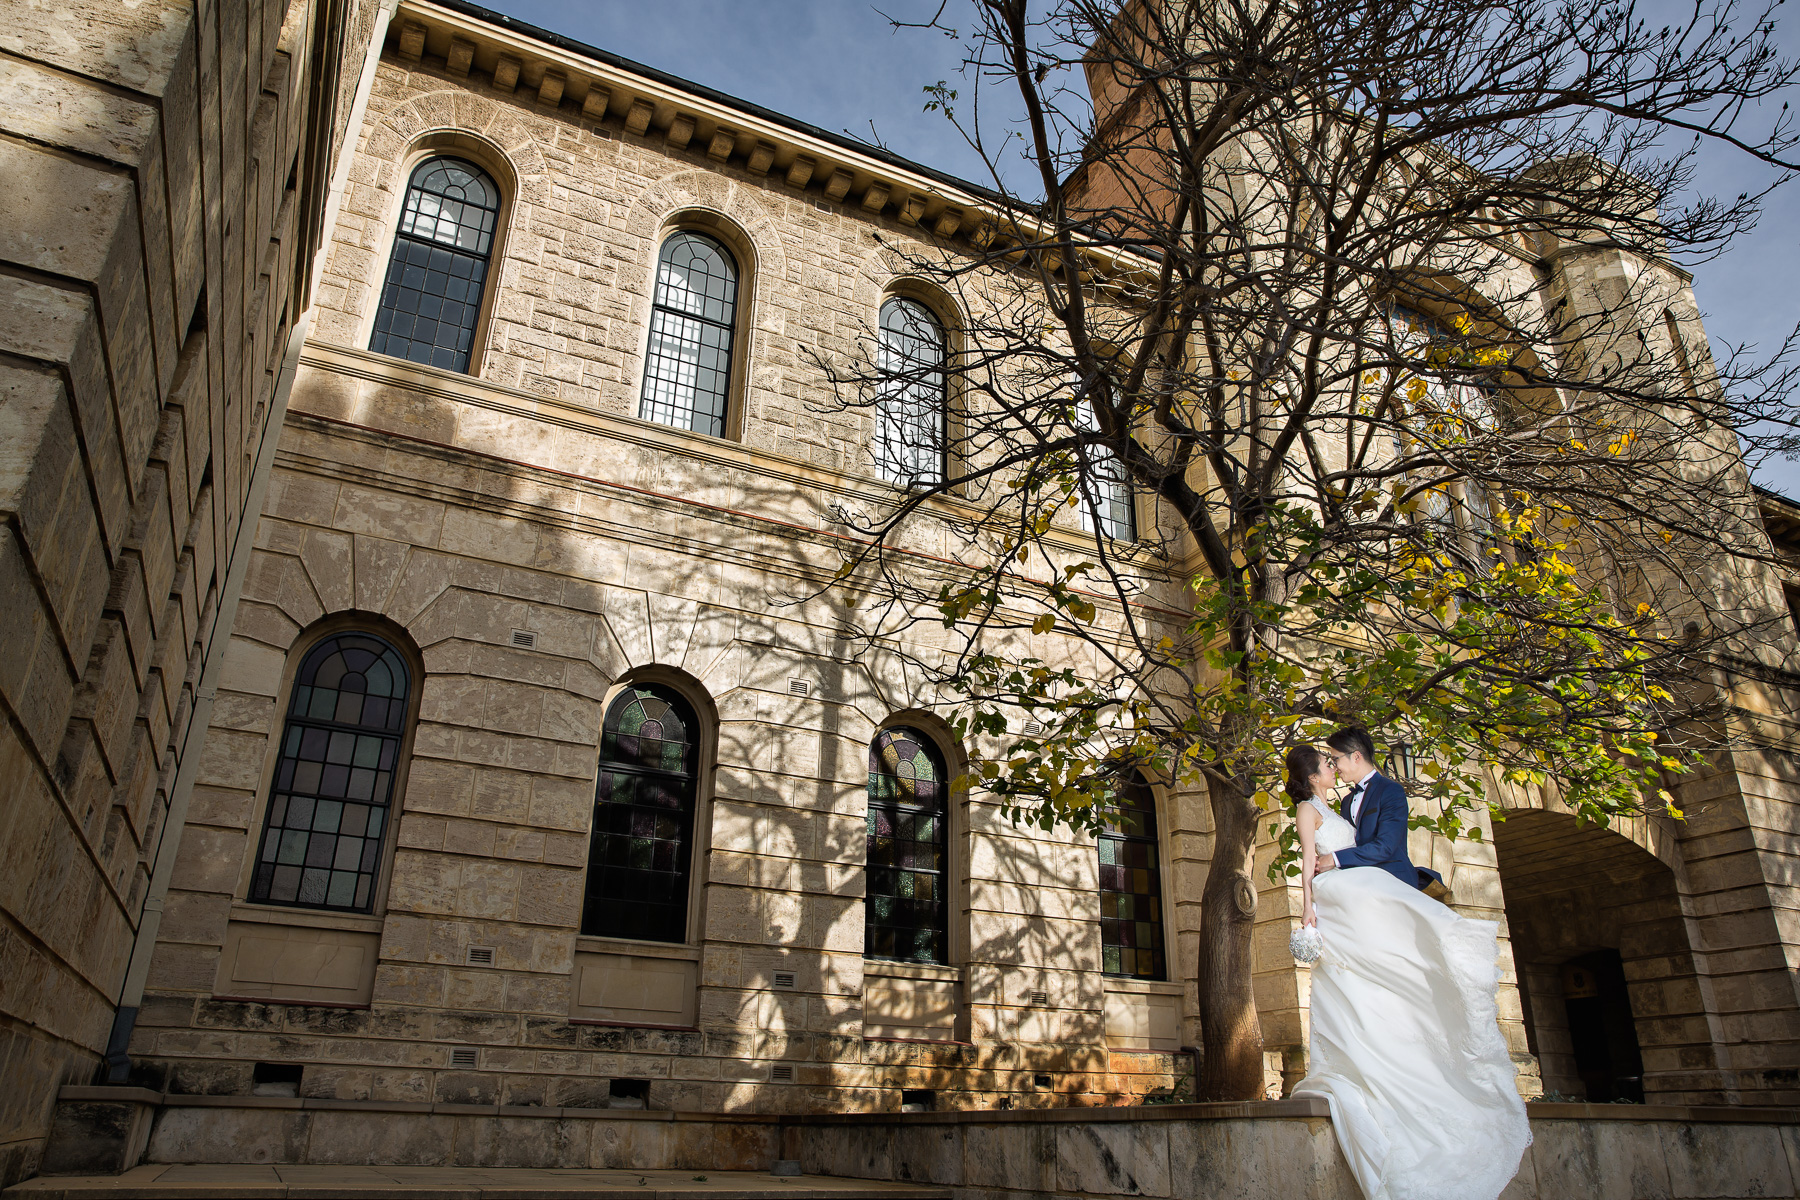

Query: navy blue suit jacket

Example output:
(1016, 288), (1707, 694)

(1333, 772), (1444, 891)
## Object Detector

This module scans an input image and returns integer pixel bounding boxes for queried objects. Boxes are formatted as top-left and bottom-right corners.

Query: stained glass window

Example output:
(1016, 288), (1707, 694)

(640, 232), (738, 437)
(369, 156), (500, 373)
(1097, 776), (1166, 980)
(581, 684), (700, 942)
(873, 298), (947, 485)
(865, 726), (950, 964)
(249, 633), (411, 912)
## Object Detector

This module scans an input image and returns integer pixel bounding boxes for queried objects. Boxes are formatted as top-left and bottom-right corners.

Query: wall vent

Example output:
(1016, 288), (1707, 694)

(771, 1064), (794, 1082)
(773, 971), (796, 989)
(1028, 990), (1049, 1007)
(788, 677), (810, 696)
(1033, 1073), (1054, 1088)
(251, 1062), (302, 1097)
(466, 946), (496, 966)
(510, 629), (537, 649)
(900, 1089), (935, 1112)
(1023, 721), (1045, 736)
(449, 1048), (479, 1069)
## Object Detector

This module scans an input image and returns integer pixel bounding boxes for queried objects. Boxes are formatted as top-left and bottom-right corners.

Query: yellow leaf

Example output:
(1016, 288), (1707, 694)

(1032, 614), (1056, 635)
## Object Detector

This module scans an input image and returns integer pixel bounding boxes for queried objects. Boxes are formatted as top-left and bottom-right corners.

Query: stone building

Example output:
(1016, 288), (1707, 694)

(105, 0), (1200, 1131)
(6, 0), (1800, 1184)
(0, 0), (386, 1183)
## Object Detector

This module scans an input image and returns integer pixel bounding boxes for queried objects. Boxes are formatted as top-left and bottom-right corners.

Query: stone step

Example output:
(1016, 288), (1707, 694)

(2, 1166), (953, 1200)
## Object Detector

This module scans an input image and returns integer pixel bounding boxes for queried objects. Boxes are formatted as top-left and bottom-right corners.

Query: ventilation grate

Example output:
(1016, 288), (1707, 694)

(1023, 721), (1045, 736)
(466, 946), (496, 966)
(788, 677), (810, 696)
(1028, 990), (1049, 1007)
(773, 971), (796, 989)
(771, 1065), (794, 1082)
(450, 1048), (478, 1069)
(510, 629), (537, 649)
(1033, 1073), (1054, 1088)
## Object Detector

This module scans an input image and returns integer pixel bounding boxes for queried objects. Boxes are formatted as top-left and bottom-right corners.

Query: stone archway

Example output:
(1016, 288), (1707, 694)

(1493, 809), (1700, 1102)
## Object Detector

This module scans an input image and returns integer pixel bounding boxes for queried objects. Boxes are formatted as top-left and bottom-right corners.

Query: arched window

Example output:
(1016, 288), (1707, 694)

(865, 726), (950, 964)
(1097, 776), (1166, 980)
(370, 156), (500, 373)
(581, 683), (701, 942)
(1069, 385), (1135, 542)
(1076, 413), (1136, 542)
(249, 632), (412, 912)
(640, 232), (739, 437)
(874, 298), (947, 485)
(1078, 455), (1136, 541)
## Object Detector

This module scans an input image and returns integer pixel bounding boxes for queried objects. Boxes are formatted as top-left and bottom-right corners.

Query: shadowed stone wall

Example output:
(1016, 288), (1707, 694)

(0, 0), (385, 1184)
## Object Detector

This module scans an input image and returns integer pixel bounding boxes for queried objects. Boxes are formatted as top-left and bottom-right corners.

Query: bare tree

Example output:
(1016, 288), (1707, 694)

(813, 0), (1800, 1100)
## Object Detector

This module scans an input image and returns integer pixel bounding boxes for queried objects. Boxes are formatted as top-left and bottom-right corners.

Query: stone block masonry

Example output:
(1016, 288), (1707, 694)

(22, 1089), (1800, 1200)
(18, 0), (1800, 1179)
(0, 0), (385, 1187)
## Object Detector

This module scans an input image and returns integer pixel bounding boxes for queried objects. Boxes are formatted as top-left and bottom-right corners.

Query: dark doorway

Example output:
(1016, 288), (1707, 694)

(1562, 949), (1645, 1102)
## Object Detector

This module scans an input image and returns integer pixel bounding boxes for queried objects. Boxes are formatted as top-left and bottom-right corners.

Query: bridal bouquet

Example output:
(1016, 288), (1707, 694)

(1290, 924), (1324, 963)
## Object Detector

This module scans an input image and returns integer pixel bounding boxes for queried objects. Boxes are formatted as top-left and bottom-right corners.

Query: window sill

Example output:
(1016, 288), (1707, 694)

(1101, 975), (1183, 996)
(863, 959), (962, 983)
(576, 934), (701, 961)
(228, 901), (384, 935)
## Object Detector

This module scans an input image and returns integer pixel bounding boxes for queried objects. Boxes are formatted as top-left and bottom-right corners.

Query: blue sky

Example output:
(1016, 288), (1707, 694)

(486, 0), (1800, 490)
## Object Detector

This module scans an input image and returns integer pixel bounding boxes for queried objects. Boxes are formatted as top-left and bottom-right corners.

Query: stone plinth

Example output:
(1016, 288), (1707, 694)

(35, 1088), (1800, 1200)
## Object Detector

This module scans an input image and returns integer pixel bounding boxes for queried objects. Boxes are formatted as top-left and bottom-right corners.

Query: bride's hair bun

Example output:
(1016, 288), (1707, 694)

(1284, 744), (1322, 805)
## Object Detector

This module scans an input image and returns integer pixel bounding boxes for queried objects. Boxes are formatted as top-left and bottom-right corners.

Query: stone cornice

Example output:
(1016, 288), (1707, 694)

(394, 0), (1006, 248)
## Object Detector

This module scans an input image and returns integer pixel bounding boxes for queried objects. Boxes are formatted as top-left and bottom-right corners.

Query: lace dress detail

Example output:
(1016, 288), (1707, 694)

(1307, 795), (1358, 853)
(1292, 794), (1530, 1200)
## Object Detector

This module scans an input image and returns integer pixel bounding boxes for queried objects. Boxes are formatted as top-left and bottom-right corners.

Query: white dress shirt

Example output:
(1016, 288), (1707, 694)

(1348, 768), (1377, 823)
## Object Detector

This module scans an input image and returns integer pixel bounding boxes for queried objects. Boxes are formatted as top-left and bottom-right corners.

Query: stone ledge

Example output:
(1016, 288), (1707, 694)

(3, 1164), (955, 1200)
(54, 1089), (779, 1123)
(1524, 1100), (1800, 1123)
(779, 1099), (1331, 1125)
(51, 1090), (161, 1107)
(57, 1087), (1800, 1127)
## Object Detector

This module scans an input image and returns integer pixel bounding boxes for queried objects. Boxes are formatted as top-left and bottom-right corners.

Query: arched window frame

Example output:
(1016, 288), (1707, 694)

(873, 295), (951, 487)
(1096, 772), (1169, 981)
(864, 722), (961, 966)
(580, 674), (717, 946)
(638, 227), (748, 440)
(368, 152), (506, 375)
(243, 624), (422, 915)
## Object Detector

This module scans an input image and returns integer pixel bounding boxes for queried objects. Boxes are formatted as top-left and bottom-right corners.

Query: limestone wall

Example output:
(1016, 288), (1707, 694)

(788, 1102), (1800, 1200)
(0, 0), (381, 1184)
(37, 1088), (1800, 1200)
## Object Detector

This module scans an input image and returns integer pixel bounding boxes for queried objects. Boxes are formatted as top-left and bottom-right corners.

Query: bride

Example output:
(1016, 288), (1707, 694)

(1285, 742), (1531, 1200)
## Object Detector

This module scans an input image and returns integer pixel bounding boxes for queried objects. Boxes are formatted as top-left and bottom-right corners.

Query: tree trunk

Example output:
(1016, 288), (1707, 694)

(1194, 775), (1266, 1101)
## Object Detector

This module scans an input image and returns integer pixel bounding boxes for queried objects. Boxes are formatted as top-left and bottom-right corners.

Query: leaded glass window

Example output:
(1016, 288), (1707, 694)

(1098, 776), (1166, 980)
(873, 298), (947, 485)
(370, 157), (500, 373)
(581, 684), (701, 943)
(249, 633), (411, 912)
(865, 726), (950, 964)
(640, 232), (738, 437)
(1070, 393), (1135, 542)
(1078, 447), (1136, 542)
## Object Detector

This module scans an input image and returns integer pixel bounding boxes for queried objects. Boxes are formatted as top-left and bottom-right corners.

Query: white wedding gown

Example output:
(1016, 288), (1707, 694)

(1293, 797), (1531, 1200)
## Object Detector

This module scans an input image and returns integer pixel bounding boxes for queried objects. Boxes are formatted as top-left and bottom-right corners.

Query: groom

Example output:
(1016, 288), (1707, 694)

(1313, 726), (1444, 892)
